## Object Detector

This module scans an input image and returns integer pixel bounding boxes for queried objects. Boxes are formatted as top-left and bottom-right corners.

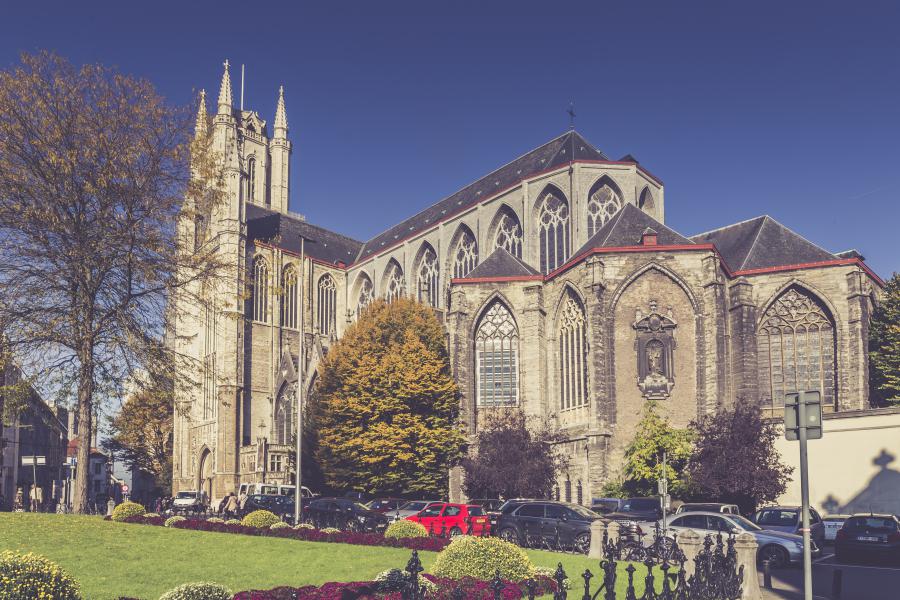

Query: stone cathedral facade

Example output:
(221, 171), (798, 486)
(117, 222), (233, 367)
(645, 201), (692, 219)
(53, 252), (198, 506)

(171, 63), (883, 505)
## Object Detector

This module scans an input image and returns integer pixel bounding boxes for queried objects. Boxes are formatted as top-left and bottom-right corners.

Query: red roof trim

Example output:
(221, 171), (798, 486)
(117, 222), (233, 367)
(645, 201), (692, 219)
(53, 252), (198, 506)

(451, 274), (544, 285)
(547, 244), (716, 279)
(733, 257), (884, 287)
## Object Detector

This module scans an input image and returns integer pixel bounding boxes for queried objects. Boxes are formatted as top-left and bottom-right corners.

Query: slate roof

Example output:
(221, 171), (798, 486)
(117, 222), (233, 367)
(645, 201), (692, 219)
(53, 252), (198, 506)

(571, 203), (694, 257)
(245, 203), (363, 265)
(461, 247), (542, 279)
(356, 131), (607, 261)
(689, 215), (836, 272)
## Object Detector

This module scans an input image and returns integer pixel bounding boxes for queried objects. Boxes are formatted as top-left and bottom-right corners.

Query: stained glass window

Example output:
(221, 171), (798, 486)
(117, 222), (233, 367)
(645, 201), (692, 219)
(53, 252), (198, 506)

(417, 247), (440, 308)
(357, 276), (374, 316)
(281, 265), (298, 329)
(493, 208), (523, 259)
(475, 302), (519, 407)
(453, 229), (479, 279)
(385, 261), (406, 302)
(317, 274), (337, 335)
(252, 256), (269, 322)
(559, 293), (587, 409)
(587, 183), (623, 238)
(538, 191), (570, 273)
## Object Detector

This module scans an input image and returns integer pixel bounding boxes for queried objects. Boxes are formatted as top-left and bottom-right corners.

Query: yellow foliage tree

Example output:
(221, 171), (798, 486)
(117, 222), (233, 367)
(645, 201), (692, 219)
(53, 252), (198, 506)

(313, 298), (465, 495)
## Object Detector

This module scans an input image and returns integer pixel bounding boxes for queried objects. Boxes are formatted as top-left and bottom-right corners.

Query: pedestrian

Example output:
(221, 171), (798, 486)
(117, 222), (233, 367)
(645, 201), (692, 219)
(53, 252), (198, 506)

(217, 495), (228, 515)
(238, 490), (248, 510)
(225, 492), (239, 519)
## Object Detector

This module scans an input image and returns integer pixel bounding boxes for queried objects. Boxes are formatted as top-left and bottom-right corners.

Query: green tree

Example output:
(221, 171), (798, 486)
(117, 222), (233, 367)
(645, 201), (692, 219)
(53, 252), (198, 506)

(870, 273), (900, 406)
(620, 402), (694, 497)
(313, 298), (465, 496)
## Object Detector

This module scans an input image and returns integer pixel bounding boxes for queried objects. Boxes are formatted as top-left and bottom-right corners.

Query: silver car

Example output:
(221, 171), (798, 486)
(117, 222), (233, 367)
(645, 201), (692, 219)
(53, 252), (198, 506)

(389, 500), (441, 522)
(655, 511), (820, 569)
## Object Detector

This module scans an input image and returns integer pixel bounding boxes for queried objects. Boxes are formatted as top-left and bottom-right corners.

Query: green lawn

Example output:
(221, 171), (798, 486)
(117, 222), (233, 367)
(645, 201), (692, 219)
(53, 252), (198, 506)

(0, 513), (664, 600)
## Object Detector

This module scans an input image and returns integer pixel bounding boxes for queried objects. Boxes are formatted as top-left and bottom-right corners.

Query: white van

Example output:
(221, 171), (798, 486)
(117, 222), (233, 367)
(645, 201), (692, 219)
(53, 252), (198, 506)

(237, 483), (314, 498)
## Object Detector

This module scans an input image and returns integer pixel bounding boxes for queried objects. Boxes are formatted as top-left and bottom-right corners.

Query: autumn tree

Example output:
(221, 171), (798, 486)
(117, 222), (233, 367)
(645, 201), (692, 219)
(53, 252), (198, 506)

(687, 402), (792, 513)
(461, 409), (567, 500)
(869, 273), (900, 406)
(312, 298), (465, 496)
(620, 402), (694, 497)
(0, 52), (223, 512)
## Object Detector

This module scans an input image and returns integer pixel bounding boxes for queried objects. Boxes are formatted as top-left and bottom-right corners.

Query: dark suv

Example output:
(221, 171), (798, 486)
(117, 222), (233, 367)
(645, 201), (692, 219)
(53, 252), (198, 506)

(496, 500), (601, 553)
(305, 497), (390, 532)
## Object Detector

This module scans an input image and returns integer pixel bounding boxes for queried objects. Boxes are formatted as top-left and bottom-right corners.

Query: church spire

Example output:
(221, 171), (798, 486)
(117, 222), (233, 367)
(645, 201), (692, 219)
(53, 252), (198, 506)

(217, 59), (233, 115)
(274, 85), (288, 138)
(195, 89), (208, 137)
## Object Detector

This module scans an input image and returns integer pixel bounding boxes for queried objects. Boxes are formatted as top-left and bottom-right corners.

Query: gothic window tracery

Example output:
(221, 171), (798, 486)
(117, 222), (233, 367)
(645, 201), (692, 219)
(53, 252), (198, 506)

(758, 287), (836, 412)
(493, 208), (523, 259)
(538, 191), (570, 273)
(252, 256), (269, 322)
(281, 265), (298, 329)
(247, 157), (256, 201)
(475, 301), (519, 407)
(416, 247), (440, 308)
(317, 274), (337, 336)
(453, 229), (479, 279)
(357, 275), (374, 316)
(385, 261), (406, 302)
(587, 182), (623, 237)
(559, 292), (587, 410)
(274, 391), (294, 445)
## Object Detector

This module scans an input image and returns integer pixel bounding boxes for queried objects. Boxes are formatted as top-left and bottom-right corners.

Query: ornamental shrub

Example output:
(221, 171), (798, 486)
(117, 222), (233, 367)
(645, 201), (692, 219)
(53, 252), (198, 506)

(158, 582), (231, 600)
(432, 536), (534, 582)
(0, 550), (81, 599)
(294, 522), (315, 530)
(270, 521), (290, 530)
(110, 501), (146, 522)
(206, 517), (224, 524)
(225, 518), (241, 525)
(165, 516), (186, 527)
(241, 510), (280, 528)
(384, 519), (428, 539)
(320, 527), (341, 534)
(144, 512), (161, 518)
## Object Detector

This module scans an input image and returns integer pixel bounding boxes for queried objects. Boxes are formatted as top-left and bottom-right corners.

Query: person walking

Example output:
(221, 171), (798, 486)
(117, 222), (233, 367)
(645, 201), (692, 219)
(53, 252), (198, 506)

(238, 490), (248, 511)
(225, 492), (239, 519)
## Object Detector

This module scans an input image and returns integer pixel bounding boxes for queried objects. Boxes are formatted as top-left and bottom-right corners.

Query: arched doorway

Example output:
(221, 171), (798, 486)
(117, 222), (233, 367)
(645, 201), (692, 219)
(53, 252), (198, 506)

(197, 448), (213, 505)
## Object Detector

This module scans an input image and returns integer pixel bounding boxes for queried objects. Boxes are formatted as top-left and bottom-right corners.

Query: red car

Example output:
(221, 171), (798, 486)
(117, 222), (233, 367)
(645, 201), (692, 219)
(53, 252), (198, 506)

(406, 502), (490, 536)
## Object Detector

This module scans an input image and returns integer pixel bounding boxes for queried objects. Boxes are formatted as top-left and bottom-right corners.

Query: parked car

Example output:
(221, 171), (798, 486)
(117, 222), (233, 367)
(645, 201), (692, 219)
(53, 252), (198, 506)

(342, 491), (372, 503)
(306, 497), (390, 532)
(751, 505), (825, 545)
(172, 490), (203, 514)
(406, 502), (490, 536)
(366, 498), (407, 513)
(241, 494), (295, 520)
(495, 500), (602, 552)
(823, 514), (852, 542)
(675, 503), (740, 515)
(659, 511), (819, 569)
(389, 500), (441, 522)
(835, 514), (900, 564)
(591, 498), (625, 515)
(604, 497), (663, 531)
(491, 499), (533, 531)
(472, 499), (504, 530)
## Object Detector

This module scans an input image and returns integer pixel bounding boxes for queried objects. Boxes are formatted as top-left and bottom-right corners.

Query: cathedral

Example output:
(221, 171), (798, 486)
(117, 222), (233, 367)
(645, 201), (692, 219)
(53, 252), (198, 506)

(171, 62), (883, 505)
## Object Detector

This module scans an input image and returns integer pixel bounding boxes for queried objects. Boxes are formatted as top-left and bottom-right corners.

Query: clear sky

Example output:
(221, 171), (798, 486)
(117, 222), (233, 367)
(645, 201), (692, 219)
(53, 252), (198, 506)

(3, 0), (898, 277)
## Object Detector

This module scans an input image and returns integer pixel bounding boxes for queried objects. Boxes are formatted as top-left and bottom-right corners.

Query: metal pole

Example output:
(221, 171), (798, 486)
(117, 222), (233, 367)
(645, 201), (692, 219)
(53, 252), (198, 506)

(798, 398), (813, 600)
(293, 236), (305, 525)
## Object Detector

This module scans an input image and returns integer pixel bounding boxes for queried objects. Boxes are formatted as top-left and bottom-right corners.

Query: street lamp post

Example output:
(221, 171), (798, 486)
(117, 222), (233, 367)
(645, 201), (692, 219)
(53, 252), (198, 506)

(293, 235), (306, 525)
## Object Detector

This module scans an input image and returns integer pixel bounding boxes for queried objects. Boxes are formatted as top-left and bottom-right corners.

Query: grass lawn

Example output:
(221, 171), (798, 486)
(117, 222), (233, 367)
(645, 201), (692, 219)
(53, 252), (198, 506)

(0, 513), (666, 600)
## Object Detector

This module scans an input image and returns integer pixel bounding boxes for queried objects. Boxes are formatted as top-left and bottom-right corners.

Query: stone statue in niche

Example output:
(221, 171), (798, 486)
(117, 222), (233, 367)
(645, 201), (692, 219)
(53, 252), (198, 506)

(633, 300), (677, 400)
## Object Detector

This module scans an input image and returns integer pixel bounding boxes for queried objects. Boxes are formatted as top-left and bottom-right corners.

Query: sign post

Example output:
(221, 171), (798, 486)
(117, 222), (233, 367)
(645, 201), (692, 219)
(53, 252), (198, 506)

(785, 391), (823, 600)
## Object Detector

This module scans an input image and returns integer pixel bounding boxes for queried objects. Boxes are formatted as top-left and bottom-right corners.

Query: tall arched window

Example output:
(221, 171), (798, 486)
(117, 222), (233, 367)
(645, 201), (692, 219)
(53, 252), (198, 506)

(538, 190), (570, 273)
(576, 480), (583, 506)
(416, 246), (440, 308)
(274, 391), (293, 445)
(281, 265), (298, 329)
(247, 157), (256, 201)
(559, 292), (587, 410)
(492, 208), (523, 259)
(356, 275), (374, 317)
(564, 478), (572, 503)
(475, 301), (519, 407)
(587, 180), (623, 237)
(317, 274), (337, 336)
(452, 227), (479, 279)
(758, 287), (836, 413)
(252, 256), (269, 322)
(384, 261), (405, 302)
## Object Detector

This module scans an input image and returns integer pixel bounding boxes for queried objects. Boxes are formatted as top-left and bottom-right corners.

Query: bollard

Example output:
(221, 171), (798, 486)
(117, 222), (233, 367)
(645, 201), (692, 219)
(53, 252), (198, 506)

(762, 560), (772, 589)
(832, 569), (842, 599)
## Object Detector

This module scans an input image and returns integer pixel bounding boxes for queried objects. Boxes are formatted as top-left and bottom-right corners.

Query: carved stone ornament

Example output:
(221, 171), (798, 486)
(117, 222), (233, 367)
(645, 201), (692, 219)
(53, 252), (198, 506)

(633, 300), (677, 400)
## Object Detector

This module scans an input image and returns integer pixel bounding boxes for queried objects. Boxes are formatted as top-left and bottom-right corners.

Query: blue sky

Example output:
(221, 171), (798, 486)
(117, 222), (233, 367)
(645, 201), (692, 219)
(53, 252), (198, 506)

(3, 0), (898, 277)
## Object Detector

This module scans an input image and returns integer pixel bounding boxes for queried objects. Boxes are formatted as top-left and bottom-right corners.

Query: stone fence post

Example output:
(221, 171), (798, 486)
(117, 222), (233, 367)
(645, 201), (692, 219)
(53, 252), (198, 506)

(675, 529), (702, 580)
(734, 532), (763, 600)
(588, 520), (620, 559)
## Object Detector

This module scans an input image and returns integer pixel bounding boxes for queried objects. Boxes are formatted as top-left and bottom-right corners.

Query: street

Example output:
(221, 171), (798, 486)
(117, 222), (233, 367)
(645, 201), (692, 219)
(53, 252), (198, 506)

(762, 550), (900, 600)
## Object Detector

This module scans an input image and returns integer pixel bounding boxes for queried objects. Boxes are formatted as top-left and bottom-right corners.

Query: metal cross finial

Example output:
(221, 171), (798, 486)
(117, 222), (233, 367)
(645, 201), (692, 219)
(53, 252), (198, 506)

(224, 59), (230, 69)
(567, 102), (576, 130)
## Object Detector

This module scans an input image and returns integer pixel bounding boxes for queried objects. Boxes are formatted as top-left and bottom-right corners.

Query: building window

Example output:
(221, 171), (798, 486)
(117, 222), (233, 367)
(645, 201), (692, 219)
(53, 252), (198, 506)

(281, 265), (298, 329)
(357, 276), (374, 317)
(587, 181), (622, 237)
(758, 287), (836, 413)
(317, 274), (337, 335)
(493, 208), (523, 259)
(576, 480), (583, 506)
(453, 229), (478, 279)
(538, 191), (570, 273)
(384, 261), (405, 302)
(564, 478), (572, 503)
(416, 247), (440, 308)
(202, 290), (216, 421)
(475, 302), (519, 407)
(559, 292), (587, 410)
(639, 187), (655, 212)
(274, 393), (293, 445)
(247, 157), (256, 201)
(252, 256), (269, 322)
(269, 454), (283, 473)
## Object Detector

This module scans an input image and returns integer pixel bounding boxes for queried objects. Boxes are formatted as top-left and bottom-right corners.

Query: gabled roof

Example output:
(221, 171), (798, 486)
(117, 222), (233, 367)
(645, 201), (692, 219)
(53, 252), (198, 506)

(356, 131), (607, 261)
(246, 203), (363, 265)
(690, 215), (836, 272)
(461, 247), (541, 279)
(571, 203), (694, 257)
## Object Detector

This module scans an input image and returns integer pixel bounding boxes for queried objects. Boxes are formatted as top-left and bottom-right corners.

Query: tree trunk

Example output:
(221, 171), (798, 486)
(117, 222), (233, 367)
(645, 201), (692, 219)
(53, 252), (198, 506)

(72, 341), (95, 514)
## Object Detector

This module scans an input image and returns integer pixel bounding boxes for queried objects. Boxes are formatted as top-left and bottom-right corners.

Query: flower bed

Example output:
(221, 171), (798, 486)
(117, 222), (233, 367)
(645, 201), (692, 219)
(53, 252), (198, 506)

(119, 515), (450, 552)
